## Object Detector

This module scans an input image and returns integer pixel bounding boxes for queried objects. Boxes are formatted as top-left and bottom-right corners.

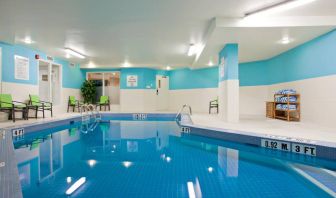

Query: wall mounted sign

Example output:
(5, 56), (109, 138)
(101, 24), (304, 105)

(261, 139), (316, 156)
(127, 75), (138, 87)
(14, 55), (29, 80)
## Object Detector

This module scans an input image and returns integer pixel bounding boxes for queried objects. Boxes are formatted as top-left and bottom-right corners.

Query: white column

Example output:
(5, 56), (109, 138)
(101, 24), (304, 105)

(218, 44), (239, 122)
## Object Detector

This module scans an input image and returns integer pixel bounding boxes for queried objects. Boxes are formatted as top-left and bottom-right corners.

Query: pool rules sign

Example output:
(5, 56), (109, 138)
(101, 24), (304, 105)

(127, 75), (138, 87)
(14, 55), (29, 80)
(261, 139), (316, 156)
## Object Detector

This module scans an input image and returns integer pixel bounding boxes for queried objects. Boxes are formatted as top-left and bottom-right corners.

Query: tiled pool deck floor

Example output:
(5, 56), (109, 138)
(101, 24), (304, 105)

(0, 112), (335, 145)
(190, 114), (336, 146)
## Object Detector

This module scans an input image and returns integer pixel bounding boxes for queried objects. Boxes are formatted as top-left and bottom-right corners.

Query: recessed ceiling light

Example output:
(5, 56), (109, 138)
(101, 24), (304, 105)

(66, 54), (71, 59)
(64, 48), (85, 59)
(166, 66), (171, 70)
(280, 37), (293, 44)
(123, 61), (130, 67)
(23, 37), (33, 44)
(208, 61), (214, 66)
(188, 44), (196, 56)
(88, 61), (96, 68)
(245, 0), (316, 18)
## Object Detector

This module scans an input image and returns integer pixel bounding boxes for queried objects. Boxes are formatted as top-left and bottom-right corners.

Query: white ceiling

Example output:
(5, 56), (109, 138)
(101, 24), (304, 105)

(0, 0), (335, 69)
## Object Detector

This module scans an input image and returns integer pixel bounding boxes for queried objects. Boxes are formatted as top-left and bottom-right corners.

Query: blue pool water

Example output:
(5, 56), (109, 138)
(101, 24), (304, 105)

(13, 120), (336, 198)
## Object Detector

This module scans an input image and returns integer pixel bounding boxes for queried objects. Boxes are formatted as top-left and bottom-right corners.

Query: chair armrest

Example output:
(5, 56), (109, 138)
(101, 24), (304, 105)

(12, 100), (27, 105)
(40, 100), (53, 105)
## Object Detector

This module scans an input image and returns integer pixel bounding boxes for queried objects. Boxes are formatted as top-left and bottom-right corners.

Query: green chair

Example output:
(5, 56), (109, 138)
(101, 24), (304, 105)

(209, 99), (218, 114)
(96, 95), (110, 111)
(0, 94), (27, 122)
(67, 96), (83, 112)
(28, 95), (53, 118)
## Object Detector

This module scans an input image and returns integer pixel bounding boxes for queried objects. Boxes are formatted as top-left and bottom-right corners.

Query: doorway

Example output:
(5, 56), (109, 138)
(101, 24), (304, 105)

(87, 72), (120, 104)
(156, 75), (169, 111)
(38, 60), (62, 105)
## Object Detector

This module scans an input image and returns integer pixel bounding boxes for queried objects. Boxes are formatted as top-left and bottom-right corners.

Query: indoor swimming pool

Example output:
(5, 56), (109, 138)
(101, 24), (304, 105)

(12, 118), (336, 198)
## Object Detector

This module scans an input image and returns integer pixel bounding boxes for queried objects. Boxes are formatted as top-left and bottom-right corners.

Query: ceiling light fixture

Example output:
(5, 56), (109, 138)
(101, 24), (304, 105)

(166, 66), (171, 70)
(88, 61), (96, 68)
(280, 37), (292, 44)
(123, 61), (130, 67)
(23, 37), (33, 44)
(188, 44), (196, 56)
(64, 48), (85, 59)
(245, 0), (316, 18)
(208, 61), (214, 66)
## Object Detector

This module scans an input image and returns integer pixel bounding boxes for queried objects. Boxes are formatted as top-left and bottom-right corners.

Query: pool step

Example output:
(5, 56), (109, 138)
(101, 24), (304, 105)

(288, 163), (336, 197)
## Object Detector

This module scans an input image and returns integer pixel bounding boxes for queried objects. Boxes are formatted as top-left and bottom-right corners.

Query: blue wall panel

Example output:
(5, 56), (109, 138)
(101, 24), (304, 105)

(169, 67), (218, 90)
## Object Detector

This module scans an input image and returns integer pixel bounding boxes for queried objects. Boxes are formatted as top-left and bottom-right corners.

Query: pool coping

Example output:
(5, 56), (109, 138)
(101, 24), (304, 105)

(180, 114), (336, 161)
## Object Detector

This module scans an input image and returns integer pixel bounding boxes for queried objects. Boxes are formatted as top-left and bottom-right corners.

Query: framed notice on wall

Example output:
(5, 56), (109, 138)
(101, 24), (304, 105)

(127, 75), (138, 87)
(14, 55), (29, 80)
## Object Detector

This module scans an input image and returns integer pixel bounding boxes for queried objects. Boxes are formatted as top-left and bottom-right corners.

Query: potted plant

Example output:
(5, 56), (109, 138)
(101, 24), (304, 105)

(81, 80), (96, 104)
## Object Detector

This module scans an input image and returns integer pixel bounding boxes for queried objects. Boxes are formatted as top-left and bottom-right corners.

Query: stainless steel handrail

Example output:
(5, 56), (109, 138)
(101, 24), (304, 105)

(80, 104), (101, 133)
(175, 104), (192, 120)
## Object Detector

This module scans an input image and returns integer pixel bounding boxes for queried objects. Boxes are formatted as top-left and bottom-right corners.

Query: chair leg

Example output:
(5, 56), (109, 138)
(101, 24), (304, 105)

(67, 105), (70, 113)
(73, 106), (75, 112)
(12, 109), (15, 122)
(35, 107), (38, 119)
(51, 108), (53, 117)
(42, 107), (45, 118)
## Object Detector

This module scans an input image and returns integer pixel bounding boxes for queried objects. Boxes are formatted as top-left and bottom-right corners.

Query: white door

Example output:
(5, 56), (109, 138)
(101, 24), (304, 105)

(39, 61), (50, 102)
(51, 64), (61, 105)
(156, 75), (169, 111)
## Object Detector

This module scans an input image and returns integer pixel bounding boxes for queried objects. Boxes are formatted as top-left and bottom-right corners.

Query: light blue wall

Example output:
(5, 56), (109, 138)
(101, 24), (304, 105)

(239, 60), (269, 86)
(169, 67), (218, 90)
(0, 42), (84, 89)
(219, 44), (239, 81)
(267, 29), (336, 85)
(81, 68), (167, 89)
(239, 29), (336, 86)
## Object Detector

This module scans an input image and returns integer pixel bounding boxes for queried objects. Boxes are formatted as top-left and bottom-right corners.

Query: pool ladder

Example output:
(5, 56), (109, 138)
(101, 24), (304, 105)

(175, 104), (192, 125)
(80, 104), (102, 134)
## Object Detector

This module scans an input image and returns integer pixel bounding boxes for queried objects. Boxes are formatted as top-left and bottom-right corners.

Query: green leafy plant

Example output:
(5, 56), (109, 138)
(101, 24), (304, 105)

(81, 80), (96, 104)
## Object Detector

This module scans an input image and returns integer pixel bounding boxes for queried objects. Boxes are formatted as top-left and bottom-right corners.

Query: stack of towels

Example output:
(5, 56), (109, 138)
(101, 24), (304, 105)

(276, 89), (296, 95)
(276, 104), (297, 110)
(275, 96), (297, 103)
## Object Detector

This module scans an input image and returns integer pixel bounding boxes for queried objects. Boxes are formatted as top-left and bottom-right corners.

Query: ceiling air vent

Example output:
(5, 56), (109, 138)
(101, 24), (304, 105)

(69, 63), (76, 67)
